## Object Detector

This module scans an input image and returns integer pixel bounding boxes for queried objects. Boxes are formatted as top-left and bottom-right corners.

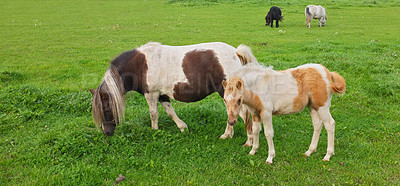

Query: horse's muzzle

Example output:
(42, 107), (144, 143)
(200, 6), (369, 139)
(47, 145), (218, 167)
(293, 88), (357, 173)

(103, 130), (114, 136)
(228, 119), (237, 126)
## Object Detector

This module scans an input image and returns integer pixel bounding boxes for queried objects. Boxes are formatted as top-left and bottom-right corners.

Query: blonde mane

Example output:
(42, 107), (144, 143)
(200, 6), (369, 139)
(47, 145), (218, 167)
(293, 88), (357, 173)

(234, 62), (274, 79)
(92, 66), (126, 129)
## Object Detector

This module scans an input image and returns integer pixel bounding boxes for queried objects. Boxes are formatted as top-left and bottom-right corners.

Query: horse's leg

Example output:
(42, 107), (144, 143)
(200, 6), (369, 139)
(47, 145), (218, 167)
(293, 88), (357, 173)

(248, 114), (262, 155)
(317, 107), (336, 161)
(270, 18), (274, 28)
(239, 106), (253, 147)
(145, 93), (160, 130)
(318, 18), (322, 27)
(276, 20), (279, 28)
(219, 123), (234, 139)
(306, 16), (311, 28)
(160, 100), (188, 132)
(261, 111), (275, 164)
(305, 106), (323, 157)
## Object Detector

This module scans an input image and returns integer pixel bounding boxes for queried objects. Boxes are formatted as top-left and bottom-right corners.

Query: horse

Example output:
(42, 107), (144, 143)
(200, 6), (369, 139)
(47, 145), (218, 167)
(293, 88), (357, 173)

(221, 63), (346, 164)
(305, 5), (327, 28)
(90, 42), (258, 136)
(265, 6), (283, 28)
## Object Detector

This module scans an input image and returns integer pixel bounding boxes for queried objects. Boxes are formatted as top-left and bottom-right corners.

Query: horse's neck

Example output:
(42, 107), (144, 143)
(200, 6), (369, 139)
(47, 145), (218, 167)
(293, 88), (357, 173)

(243, 88), (264, 113)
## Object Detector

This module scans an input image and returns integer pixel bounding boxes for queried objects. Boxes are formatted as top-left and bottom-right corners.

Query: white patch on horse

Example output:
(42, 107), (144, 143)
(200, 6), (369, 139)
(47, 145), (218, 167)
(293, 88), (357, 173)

(226, 94), (233, 101)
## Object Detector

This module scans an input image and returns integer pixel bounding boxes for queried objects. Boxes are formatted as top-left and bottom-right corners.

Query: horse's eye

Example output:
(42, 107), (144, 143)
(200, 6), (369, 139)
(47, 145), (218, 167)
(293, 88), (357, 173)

(238, 99), (241, 104)
(223, 99), (227, 103)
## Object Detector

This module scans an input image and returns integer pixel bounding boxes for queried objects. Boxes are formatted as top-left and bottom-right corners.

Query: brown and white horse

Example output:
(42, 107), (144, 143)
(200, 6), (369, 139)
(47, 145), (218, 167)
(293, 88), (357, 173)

(90, 42), (257, 136)
(222, 63), (346, 164)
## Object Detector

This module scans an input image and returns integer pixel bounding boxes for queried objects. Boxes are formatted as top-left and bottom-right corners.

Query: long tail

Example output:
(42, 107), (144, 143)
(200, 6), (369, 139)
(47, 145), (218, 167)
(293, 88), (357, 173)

(306, 7), (312, 17)
(236, 44), (257, 65)
(330, 72), (346, 94)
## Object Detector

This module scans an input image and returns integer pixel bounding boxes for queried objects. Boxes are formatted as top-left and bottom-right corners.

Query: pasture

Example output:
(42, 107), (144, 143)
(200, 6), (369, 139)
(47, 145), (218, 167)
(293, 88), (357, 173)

(1, 0), (399, 185)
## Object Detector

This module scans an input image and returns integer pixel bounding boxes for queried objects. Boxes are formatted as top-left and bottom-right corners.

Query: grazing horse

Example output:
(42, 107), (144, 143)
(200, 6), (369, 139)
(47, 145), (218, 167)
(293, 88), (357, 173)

(221, 63), (346, 164)
(90, 42), (257, 136)
(265, 6), (283, 28)
(305, 5), (327, 28)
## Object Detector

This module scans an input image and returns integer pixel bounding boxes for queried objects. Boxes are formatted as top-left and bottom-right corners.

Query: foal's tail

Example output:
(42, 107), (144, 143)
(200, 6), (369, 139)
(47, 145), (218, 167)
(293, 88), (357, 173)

(329, 72), (346, 94)
(236, 44), (258, 65)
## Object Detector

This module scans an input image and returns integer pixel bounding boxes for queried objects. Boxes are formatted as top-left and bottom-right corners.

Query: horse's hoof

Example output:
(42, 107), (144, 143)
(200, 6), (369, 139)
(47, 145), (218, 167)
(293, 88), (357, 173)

(265, 161), (272, 165)
(179, 125), (188, 132)
(322, 158), (330, 162)
(243, 143), (251, 147)
(219, 134), (228, 139)
(180, 127), (188, 133)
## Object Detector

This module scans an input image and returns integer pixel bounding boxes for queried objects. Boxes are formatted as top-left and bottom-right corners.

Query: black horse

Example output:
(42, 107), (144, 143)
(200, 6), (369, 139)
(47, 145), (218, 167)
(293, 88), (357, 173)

(265, 6), (283, 28)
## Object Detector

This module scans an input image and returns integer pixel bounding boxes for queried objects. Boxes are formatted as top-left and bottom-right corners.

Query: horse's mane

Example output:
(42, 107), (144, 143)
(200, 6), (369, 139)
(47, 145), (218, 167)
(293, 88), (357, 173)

(92, 66), (126, 129)
(140, 42), (162, 49)
(235, 62), (274, 77)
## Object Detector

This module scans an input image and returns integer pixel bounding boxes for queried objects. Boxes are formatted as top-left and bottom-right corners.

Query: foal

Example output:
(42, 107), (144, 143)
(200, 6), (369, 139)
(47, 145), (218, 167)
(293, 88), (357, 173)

(222, 63), (346, 164)
(305, 5), (327, 28)
(265, 6), (283, 28)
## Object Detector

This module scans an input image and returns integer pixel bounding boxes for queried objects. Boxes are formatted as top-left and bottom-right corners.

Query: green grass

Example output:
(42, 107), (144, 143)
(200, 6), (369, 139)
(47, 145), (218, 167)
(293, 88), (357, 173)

(1, 0), (399, 185)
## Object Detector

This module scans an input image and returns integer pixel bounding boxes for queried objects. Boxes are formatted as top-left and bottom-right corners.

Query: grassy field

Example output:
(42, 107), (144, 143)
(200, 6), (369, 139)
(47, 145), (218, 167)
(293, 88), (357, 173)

(1, 0), (399, 185)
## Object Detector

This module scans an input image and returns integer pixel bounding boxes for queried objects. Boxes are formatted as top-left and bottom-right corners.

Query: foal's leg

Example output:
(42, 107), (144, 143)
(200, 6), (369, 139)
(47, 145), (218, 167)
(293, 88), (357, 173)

(276, 20), (279, 28)
(305, 107), (323, 157)
(240, 106), (253, 147)
(249, 114), (262, 155)
(261, 111), (275, 164)
(219, 123), (234, 139)
(160, 100), (188, 132)
(145, 93), (160, 130)
(317, 107), (336, 161)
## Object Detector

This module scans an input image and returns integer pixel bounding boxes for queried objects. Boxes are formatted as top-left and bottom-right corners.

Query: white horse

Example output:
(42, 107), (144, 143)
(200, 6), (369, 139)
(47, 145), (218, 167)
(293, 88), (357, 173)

(221, 63), (346, 164)
(305, 5), (327, 28)
(90, 42), (257, 136)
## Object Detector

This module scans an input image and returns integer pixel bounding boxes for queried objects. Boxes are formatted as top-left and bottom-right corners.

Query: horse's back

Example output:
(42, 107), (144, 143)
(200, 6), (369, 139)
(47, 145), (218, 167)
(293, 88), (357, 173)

(306, 5), (326, 18)
(138, 42), (243, 101)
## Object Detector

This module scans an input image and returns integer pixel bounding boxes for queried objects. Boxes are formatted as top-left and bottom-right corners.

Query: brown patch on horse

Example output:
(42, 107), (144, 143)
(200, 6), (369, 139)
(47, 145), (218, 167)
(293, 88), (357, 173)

(173, 49), (226, 102)
(111, 49), (149, 94)
(252, 114), (261, 122)
(291, 68), (328, 112)
(244, 109), (253, 134)
(246, 90), (264, 115)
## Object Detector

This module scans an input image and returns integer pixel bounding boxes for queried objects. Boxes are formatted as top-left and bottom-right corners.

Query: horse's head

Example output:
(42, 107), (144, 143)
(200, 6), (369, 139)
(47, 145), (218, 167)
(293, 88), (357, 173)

(265, 14), (271, 26)
(90, 67), (125, 136)
(320, 16), (327, 26)
(222, 77), (245, 126)
(90, 88), (118, 136)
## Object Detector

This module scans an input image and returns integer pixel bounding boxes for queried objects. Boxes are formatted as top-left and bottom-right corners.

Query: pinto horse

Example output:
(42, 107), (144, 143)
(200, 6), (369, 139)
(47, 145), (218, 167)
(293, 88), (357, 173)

(221, 63), (346, 164)
(265, 6), (283, 28)
(90, 42), (257, 136)
(305, 5), (327, 28)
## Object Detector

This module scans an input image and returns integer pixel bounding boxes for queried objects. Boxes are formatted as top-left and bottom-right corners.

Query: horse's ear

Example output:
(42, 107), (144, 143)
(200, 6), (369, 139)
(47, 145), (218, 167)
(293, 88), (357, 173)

(90, 89), (96, 95)
(236, 80), (243, 90)
(222, 80), (228, 89)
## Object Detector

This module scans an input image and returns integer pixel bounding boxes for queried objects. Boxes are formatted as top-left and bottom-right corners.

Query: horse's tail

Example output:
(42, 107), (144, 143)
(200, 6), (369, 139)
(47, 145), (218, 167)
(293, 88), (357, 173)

(329, 72), (346, 94)
(279, 15), (284, 22)
(306, 7), (312, 17)
(236, 44), (257, 65)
